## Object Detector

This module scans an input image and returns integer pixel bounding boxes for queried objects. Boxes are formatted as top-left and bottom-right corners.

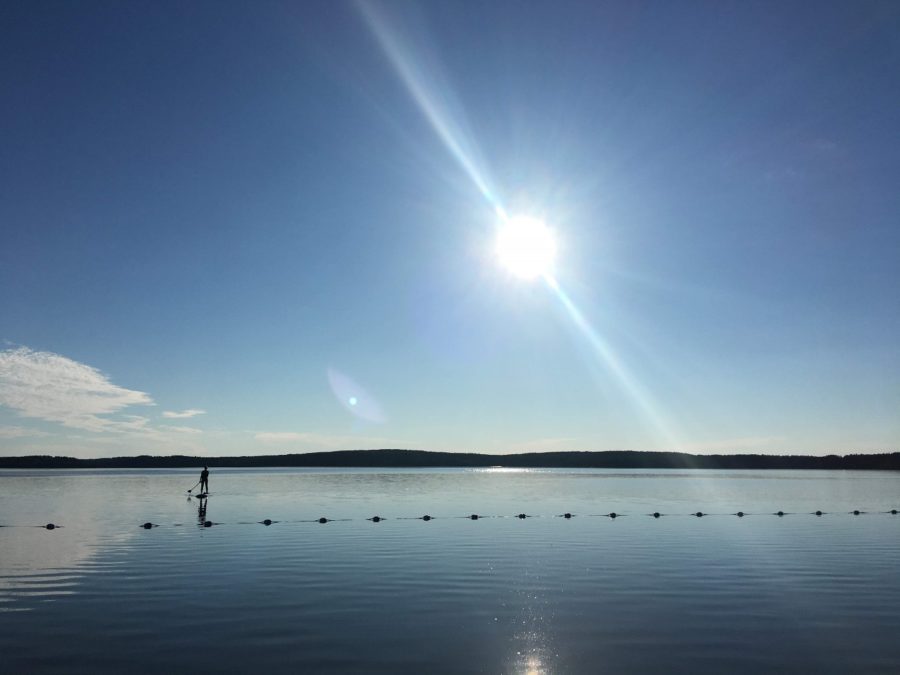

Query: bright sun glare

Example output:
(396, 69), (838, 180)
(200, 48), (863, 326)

(496, 216), (557, 280)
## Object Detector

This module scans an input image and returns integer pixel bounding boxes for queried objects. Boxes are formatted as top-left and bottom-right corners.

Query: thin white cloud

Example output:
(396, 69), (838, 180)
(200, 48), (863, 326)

(0, 347), (153, 433)
(811, 138), (838, 153)
(500, 437), (582, 453)
(4, 430), (209, 459)
(674, 436), (786, 454)
(764, 166), (802, 182)
(162, 409), (206, 419)
(0, 425), (50, 439)
(117, 415), (152, 432)
(165, 425), (203, 435)
(254, 431), (408, 450)
(255, 432), (310, 443)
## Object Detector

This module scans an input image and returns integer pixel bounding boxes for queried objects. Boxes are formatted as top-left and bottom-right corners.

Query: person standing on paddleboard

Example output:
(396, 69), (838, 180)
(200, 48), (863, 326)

(199, 466), (209, 493)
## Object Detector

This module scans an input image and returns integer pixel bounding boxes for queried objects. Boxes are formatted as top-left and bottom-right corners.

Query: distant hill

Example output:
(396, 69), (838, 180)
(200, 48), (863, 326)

(1, 449), (899, 470)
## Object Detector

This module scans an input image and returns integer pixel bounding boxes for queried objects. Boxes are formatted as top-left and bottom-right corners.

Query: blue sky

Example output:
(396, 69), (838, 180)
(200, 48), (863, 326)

(1, 1), (898, 457)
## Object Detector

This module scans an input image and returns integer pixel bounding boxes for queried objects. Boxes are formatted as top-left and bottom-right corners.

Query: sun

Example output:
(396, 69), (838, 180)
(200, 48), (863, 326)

(495, 215), (557, 279)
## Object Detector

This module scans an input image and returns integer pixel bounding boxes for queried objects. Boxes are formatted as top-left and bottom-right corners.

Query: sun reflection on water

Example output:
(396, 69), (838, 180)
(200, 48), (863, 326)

(476, 467), (537, 474)
(516, 643), (552, 675)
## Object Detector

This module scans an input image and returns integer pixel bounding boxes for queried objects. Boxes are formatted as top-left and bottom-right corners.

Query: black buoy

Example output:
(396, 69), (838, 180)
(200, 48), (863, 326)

(318, 517), (328, 524)
(853, 510), (860, 516)
(609, 512), (617, 519)
(815, 510), (823, 516)
(517, 513), (527, 519)
(652, 512), (661, 518)
(203, 520), (212, 528)
(262, 519), (273, 526)
(695, 512), (703, 518)
(470, 514), (479, 520)
(45, 523), (56, 530)
(776, 511), (784, 517)
(142, 522), (153, 529)
(736, 512), (744, 517)
(370, 516), (382, 523)
(563, 513), (573, 519)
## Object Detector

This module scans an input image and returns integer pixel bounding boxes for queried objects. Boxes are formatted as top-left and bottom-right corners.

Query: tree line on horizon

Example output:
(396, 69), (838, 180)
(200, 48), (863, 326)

(1, 449), (899, 470)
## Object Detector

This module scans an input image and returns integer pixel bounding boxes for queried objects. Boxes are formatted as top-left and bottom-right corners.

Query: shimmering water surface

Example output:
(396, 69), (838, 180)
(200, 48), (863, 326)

(1, 467), (899, 673)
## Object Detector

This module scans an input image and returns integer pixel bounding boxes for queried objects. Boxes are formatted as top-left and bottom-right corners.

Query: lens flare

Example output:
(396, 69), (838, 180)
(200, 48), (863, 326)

(327, 368), (386, 424)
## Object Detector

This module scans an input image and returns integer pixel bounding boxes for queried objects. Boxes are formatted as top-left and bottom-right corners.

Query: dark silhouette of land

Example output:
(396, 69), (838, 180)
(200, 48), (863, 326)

(1, 449), (898, 470)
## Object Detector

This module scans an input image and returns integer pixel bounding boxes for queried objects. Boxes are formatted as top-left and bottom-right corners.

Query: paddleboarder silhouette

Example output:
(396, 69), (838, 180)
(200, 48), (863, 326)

(199, 466), (209, 494)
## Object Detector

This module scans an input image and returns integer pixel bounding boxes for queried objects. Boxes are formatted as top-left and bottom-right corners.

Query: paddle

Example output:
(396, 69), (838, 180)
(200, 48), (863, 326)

(187, 480), (201, 494)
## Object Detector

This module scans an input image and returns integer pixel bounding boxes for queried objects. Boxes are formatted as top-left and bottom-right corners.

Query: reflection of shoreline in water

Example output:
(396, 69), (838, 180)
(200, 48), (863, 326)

(0, 471), (207, 612)
(0, 518), (137, 612)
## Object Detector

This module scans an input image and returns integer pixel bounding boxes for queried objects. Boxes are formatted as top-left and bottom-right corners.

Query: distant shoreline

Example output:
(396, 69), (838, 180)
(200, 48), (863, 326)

(1, 449), (898, 470)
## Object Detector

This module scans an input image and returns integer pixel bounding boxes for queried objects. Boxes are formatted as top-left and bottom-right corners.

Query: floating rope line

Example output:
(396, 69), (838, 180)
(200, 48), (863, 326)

(395, 515), (435, 521)
(0, 523), (65, 529)
(2, 509), (898, 532)
(149, 508), (898, 528)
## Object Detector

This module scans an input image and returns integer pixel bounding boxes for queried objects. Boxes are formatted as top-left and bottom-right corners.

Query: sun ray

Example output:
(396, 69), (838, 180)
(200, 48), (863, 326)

(359, 1), (687, 456)
(357, 2), (502, 213)
(543, 274), (682, 450)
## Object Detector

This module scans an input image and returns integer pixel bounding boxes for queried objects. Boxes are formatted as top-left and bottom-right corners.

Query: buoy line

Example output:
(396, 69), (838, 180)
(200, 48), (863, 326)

(3, 509), (898, 531)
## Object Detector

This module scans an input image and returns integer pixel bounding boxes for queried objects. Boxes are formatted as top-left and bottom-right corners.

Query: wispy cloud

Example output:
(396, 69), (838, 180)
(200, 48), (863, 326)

(254, 431), (408, 451)
(675, 436), (786, 454)
(810, 138), (838, 154)
(255, 432), (311, 443)
(115, 415), (152, 432)
(0, 425), (50, 439)
(163, 425), (203, 434)
(500, 437), (582, 453)
(162, 409), (206, 419)
(764, 166), (802, 182)
(0, 347), (153, 433)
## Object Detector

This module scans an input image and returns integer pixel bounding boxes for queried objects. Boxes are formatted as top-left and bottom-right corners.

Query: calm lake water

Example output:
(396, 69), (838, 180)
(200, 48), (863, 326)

(1, 467), (899, 673)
